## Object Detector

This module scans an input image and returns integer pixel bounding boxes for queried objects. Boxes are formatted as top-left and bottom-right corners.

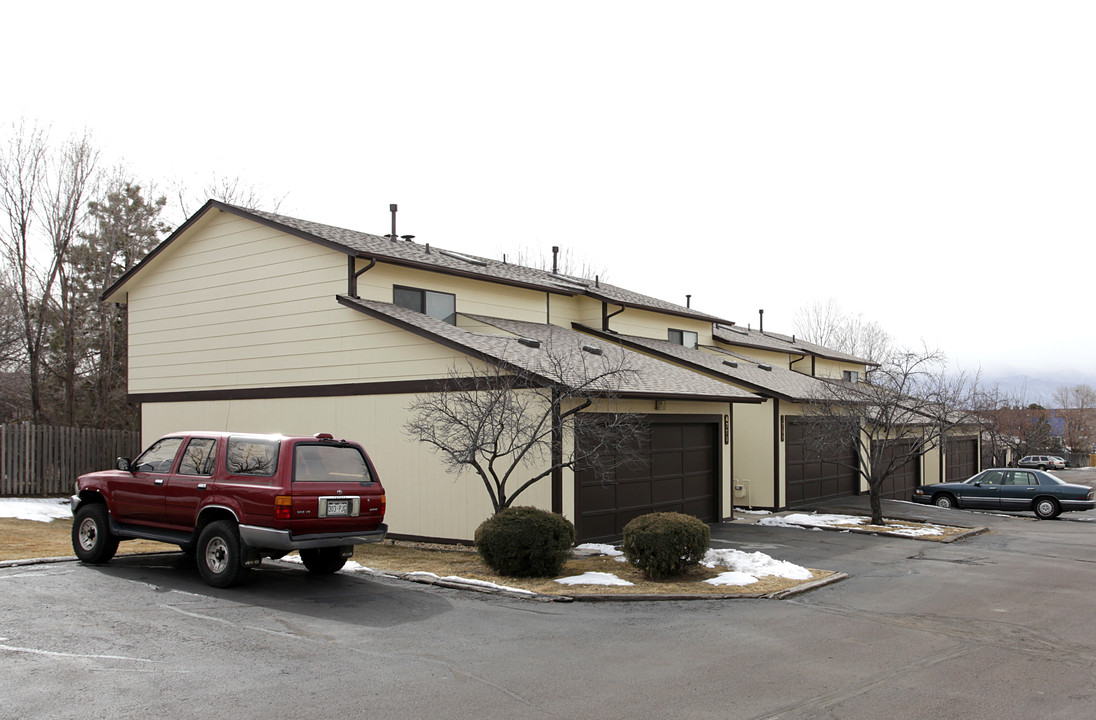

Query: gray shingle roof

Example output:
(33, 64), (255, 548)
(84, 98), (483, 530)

(336, 296), (759, 402)
(574, 326), (844, 402)
(712, 324), (872, 366)
(234, 203), (730, 324)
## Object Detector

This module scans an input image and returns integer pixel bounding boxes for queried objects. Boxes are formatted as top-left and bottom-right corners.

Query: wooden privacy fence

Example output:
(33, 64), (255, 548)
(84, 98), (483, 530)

(0, 424), (141, 496)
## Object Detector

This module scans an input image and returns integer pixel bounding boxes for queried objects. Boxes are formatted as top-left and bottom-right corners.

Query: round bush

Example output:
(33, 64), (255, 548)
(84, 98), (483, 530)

(622, 512), (710, 580)
(474, 506), (576, 577)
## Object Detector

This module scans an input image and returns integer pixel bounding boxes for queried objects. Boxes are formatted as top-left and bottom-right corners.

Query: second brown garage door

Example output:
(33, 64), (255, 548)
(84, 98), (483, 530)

(875, 440), (921, 500)
(785, 418), (859, 506)
(575, 417), (719, 543)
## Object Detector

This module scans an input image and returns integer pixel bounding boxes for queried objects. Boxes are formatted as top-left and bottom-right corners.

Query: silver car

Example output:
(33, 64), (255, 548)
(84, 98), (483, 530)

(1017, 455), (1066, 471)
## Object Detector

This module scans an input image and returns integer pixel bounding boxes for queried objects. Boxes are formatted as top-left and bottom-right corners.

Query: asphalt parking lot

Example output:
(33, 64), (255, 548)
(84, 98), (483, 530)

(4, 486), (1096, 720)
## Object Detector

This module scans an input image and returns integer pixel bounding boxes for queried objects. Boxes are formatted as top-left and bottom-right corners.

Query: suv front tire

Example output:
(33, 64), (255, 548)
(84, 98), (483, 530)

(72, 503), (119, 564)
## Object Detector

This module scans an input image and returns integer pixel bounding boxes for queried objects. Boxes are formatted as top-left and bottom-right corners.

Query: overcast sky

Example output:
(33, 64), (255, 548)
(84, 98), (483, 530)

(4, 2), (1093, 378)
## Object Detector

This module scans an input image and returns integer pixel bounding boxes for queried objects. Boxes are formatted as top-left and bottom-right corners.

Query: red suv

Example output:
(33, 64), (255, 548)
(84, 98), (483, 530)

(71, 432), (387, 587)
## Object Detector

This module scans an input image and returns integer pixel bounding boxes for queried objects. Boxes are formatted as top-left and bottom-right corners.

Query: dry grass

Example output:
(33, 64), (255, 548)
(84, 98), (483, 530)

(342, 542), (835, 597)
(0, 517), (833, 598)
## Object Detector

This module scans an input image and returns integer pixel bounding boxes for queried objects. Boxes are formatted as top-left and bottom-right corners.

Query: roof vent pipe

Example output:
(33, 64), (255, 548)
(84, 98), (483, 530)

(759, 309), (764, 333)
(552, 246), (560, 274)
(686, 294), (692, 308)
(387, 204), (398, 242)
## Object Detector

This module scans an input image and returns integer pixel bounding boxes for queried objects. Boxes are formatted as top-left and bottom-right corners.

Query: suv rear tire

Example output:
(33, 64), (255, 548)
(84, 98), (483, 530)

(196, 520), (248, 588)
(72, 503), (119, 564)
(300, 547), (349, 575)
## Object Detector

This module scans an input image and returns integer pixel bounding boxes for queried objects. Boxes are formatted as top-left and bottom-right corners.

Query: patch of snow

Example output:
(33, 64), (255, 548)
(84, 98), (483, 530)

(404, 571), (535, 595)
(702, 548), (813, 581)
(555, 571), (634, 586)
(704, 571), (759, 587)
(758, 511), (950, 538)
(733, 508), (772, 515)
(0, 498), (71, 522)
(574, 542), (623, 557)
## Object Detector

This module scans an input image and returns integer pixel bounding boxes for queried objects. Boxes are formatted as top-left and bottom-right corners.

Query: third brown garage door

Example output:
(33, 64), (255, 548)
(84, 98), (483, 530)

(875, 440), (921, 500)
(946, 437), (978, 481)
(575, 417), (719, 543)
(785, 418), (859, 506)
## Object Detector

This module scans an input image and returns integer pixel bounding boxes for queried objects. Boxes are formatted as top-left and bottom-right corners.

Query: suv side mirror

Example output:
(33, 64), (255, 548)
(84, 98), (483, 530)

(116, 457), (132, 472)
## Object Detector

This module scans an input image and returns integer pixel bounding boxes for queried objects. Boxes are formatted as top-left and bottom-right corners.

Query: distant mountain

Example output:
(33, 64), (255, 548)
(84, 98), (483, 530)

(981, 371), (1096, 407)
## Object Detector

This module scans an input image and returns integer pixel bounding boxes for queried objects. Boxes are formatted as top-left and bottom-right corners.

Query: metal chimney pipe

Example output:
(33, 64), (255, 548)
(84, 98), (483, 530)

(686, 294), (692, 308)
(389, 204), (397, 242)
(552, 246), (559, 274)
(759, 309), (764, 333)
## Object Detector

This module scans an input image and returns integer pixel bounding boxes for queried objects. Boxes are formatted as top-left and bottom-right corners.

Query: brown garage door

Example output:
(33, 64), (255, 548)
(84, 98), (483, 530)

(575, 418), (718, 543)
(875, 440), (921, 500)
(946, 437), (978, 481)
(785, 419), (859, 506)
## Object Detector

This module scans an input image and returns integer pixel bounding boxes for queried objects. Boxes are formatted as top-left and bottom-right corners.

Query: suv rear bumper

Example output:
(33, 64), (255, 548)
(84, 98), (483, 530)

(239, 523), (388, 551)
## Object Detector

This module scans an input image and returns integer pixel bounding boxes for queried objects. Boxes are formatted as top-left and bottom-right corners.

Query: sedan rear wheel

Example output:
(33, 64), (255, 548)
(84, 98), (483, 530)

(933, 494), (956, 509)
(1033, 497), (1060, 520)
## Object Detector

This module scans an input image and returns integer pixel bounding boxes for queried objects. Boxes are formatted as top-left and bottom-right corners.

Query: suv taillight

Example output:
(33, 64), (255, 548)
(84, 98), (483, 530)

(275, 495), (292, 520)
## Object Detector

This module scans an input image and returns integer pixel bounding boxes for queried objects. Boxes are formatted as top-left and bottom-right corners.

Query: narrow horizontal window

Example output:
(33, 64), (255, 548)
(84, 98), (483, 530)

(668, 329), (698, 349)
(394, 285), (456, 325)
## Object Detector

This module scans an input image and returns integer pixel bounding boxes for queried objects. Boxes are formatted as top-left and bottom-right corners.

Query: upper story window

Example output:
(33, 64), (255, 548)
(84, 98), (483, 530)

(394, 286), (456, 325)
(843, 370), (860, 382)
(668, 329), (698, 349)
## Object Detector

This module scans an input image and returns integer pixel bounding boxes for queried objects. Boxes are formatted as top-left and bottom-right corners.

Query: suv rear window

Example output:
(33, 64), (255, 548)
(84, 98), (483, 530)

(293, 444), (374, 483)
(226, 437), (280, 476)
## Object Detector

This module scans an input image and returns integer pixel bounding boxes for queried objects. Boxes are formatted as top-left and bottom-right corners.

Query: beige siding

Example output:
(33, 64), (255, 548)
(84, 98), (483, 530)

(355, 261), (552, 324)
(126, 214), (478, 393)
(603, 305), (713, 345)
(732, 400), (777, 509)
(141, 394), (556, 542)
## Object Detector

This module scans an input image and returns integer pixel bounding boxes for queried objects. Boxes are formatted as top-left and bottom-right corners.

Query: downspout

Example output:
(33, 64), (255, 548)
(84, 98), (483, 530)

(602, 302), (625, 332)
(789, 353), (808, 374)
(347, 255), (376, 298)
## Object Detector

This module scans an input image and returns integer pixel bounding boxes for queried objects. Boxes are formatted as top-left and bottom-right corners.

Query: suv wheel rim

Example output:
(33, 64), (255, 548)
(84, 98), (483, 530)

(78, 518), (97, 551)
(205, 537), (229, 574)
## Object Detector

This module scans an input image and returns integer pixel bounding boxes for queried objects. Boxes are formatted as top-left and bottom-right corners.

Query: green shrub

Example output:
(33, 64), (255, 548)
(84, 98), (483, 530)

(474, 506), (576, 577)
(622, 512), (710, 580)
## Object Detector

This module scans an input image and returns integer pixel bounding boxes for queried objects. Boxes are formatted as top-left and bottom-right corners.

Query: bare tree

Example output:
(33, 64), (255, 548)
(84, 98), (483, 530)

(977, 386), (1056, 463)
(801, 347), (981, 525)
(0, 123), (100, 423)
(171, 174), (287, 224)
(1053, 384), (1096, 453)
(404, 344), (645, 514)
(794, 298), (892, 363)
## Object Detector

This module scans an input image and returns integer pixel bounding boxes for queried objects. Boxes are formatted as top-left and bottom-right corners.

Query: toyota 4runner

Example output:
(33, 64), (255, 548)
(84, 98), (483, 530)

(71, 431), (387, 587)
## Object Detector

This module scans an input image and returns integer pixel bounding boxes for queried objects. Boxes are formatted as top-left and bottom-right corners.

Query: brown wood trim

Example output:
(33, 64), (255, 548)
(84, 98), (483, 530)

(773, 399), (781, 510)
(551, 390), (563, 514)
(126, 376), (539, 404)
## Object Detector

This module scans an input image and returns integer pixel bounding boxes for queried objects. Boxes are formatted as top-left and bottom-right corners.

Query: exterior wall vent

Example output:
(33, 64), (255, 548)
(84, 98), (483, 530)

(518, 337), (541, 348)
(581, 345), (603, 355)
(722, 360), (739, 368)
(758, 363), (772, 371)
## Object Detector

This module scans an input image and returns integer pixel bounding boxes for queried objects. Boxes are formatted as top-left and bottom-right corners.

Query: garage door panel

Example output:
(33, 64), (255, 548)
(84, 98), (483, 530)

(785, 419), (858, 507)
(652, 452), (683, 477)
(617, 480), (653, 507)
(576, 419), (718, 543)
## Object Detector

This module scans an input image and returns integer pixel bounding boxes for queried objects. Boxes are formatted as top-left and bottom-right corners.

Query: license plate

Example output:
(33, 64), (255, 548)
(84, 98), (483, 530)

(325, 499), (350, 517)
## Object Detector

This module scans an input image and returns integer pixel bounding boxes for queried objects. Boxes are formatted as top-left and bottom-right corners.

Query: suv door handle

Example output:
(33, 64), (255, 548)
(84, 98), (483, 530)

(154, 479), (164, 486)
(197, 483), (208, 490)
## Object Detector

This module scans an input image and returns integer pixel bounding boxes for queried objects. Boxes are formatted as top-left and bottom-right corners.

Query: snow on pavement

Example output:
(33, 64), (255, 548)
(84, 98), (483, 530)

(757, 512), (948, 537)
(0, 498), (71, 522)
